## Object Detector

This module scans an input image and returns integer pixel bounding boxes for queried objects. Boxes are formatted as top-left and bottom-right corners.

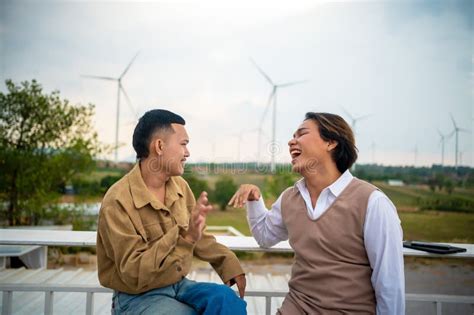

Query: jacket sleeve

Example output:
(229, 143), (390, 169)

(98, 204), (196, 293)
(194, 231), (245, 283)
(181, 180), (244, 283)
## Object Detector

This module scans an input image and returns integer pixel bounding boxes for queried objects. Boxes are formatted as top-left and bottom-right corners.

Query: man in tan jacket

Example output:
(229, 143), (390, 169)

(97, 109), (246, 315)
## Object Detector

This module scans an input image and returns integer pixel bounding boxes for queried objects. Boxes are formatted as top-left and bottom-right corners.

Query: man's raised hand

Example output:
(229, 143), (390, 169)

(182, 191), (213, 243)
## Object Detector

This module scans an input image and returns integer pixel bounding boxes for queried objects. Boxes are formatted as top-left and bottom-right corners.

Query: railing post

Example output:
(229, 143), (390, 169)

(435, 301), (442, 315)
(86, 292), (94, 315)
(2, 291), (13, 315)
(44, 291), (54, 315)
(265, 296), (271, 315)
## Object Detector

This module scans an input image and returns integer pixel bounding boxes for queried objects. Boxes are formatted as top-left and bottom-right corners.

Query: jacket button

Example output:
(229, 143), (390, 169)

(176, 266), (182, 272)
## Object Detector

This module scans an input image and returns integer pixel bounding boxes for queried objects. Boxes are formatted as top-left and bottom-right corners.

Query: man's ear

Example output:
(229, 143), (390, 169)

(327, 140), (338, 152)
(153, 138), (165, 156)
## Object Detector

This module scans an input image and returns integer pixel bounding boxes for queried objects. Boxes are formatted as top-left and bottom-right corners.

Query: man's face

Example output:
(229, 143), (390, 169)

(158, 124), (190, 176)
(287, 119), (333, 175)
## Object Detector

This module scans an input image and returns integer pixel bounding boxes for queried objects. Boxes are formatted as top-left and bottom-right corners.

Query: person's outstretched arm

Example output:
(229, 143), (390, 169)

(229, 184), (288, 248)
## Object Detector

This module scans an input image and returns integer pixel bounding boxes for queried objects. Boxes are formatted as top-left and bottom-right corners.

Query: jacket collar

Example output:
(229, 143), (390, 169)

(128, 163), (184, 210)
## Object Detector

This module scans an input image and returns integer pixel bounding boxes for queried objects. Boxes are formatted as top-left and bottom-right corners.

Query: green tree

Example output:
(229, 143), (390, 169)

(212, 175), (237, 211)
(434, 173), (446, 191)
(444, 179), (454, 195)
(0, 79), (101, 226)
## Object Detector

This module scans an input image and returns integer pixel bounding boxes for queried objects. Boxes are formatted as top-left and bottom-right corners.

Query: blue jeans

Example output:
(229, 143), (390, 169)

(112, 278), (247, 315)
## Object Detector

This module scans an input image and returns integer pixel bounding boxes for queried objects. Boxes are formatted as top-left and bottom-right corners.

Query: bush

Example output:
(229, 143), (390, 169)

(100, 175), (122, 193)
(263, 171), (299, 200)
(71, 178), (101, 196)
(213, 176), (238, 211)
(418, 195), (474, 213)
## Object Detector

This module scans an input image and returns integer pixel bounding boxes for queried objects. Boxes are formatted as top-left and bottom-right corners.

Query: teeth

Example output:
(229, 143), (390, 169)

(290, 149), (301, 158)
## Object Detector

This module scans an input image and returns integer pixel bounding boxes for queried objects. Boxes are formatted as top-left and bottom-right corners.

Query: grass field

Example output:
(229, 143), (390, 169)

(400, 211), (474, 243)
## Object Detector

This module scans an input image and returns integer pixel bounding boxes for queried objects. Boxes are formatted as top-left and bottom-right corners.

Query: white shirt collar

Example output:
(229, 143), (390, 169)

(296, 169), (354, 197)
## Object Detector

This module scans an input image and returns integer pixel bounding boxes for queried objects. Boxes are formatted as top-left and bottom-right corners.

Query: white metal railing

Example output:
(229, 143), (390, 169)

(1, 284), (473, 315)
(0, 229), (473, 315)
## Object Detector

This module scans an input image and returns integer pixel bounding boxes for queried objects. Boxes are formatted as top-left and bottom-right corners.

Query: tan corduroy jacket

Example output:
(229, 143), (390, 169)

(97, 164), (244, 294)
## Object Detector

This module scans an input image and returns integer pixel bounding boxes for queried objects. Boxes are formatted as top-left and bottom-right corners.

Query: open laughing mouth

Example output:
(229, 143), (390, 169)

(290, 149), (301, 163)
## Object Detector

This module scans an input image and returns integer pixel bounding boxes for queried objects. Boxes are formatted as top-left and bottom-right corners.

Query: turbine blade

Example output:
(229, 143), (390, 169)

(120, 51), (140, 79)
(259, 89), (275, 126)
(341, 106), (354, 120)
(355, 114), (371, 121)
(277, 79), (309, 88)
(449, 113), (458, 129)
(459, 127), (470, 133)
(249, 57), (274, 86)
(81, 74), (117, 81)
(120, 83), (138, 118)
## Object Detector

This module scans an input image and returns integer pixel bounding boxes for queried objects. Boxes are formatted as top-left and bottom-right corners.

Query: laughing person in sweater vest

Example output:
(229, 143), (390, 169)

(97, 109), (246, 315)
(229, 112), (404, 315)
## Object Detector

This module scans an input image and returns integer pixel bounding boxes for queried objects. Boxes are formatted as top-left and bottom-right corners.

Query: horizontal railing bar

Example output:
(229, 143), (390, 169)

(405, 293), (474, 304)
(1, 230), (473, 259)
(0, 284), (472, 304)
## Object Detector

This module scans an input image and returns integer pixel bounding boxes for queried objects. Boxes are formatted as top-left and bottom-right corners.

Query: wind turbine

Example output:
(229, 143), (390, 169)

(449, 114), (469, 169)
(437, 128), (453, 166)
(341, 107), (370, 133)
(82, 52), (140, 162)
(250, 58), (308, 173)
(340, 107), (370, 171)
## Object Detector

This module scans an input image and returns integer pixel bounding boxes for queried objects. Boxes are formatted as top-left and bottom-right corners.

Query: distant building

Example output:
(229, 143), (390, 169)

(387, 179), (404, 186)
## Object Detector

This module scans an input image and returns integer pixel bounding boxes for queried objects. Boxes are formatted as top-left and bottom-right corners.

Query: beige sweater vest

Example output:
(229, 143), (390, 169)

(281, 178), (377, 314)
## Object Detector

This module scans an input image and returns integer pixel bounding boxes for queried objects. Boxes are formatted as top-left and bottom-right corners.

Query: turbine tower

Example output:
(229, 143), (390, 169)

(449, 114), (468, 169)
(250, 58), (307, 173)
(341, 107), (370, 171)
(82, 52), (140, 162)
(437, 128), (452, 166)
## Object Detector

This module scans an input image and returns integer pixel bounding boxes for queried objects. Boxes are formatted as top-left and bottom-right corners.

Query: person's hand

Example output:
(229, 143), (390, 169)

(182, 192), (213, 243)
(228, 184), (261, 208)
(226, 274), (246, 298)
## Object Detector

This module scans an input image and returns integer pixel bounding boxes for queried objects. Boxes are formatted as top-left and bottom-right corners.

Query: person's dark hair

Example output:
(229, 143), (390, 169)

(132, 109), (185, 160)
(304, 112), (358, 173)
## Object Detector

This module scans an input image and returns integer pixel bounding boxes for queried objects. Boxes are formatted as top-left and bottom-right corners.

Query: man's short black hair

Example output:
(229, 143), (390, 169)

(132, 109), (185, 160)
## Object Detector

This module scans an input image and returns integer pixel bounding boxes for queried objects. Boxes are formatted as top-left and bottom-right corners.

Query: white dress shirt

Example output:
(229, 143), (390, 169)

(247, 170), (405, 315)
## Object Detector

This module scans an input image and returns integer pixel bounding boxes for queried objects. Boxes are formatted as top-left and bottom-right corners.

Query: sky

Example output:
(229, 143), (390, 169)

(1, 0), (473, 166)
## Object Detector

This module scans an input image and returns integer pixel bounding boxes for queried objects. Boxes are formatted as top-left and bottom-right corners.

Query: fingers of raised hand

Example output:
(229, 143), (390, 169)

(198, 204), (213, 216)
(197, 191), (208, 205)
(228, 185), (251, 208)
